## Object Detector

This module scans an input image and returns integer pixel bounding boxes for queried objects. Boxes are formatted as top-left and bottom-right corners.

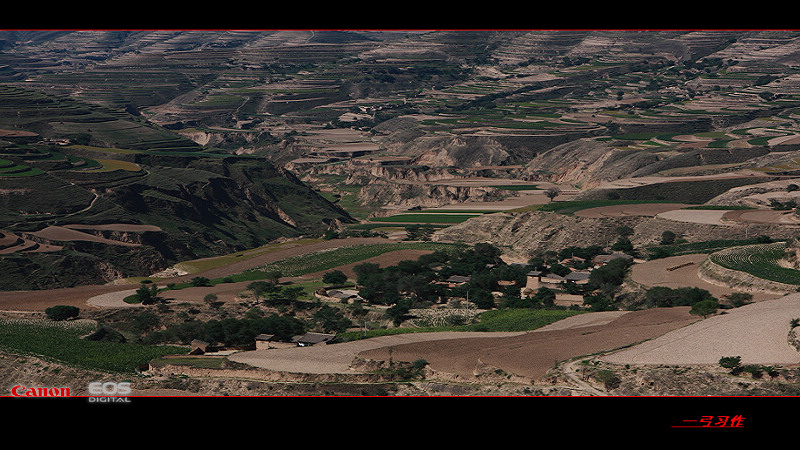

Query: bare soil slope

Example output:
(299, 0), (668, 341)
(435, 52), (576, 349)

(355, 307), (698, 381)
(600, 294), (800, 366)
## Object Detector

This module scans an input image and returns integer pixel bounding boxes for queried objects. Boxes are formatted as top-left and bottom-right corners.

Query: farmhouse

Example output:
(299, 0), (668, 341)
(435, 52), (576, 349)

(292, 332), (336, 347)
(326, 289), (363, 303)
(255, 334), (295, 350)
(188, 339), (212, 355)
(540, 273), (566, 288)
(442, 275), (471, 287)
(564, 271), (591, 285)
(525, 270), (543, 290)
(592, 252), (633, 267)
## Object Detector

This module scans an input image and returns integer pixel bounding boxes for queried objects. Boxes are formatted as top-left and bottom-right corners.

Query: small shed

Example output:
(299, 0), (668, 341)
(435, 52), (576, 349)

(255, 334), (276, 350)
(189, 339), (211, 355)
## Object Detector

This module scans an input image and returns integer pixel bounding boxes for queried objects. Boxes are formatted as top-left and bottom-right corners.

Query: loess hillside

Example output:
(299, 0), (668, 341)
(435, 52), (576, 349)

(5, 30), (800, 287)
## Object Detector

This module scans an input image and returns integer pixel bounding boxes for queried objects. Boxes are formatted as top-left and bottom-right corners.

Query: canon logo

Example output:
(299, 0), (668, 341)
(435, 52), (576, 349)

(11, 385), (71, 397)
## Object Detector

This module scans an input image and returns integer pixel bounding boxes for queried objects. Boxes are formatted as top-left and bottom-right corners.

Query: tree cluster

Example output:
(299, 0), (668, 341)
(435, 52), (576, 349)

(143, 313), (306, 347)
(354, 243), (509, 313)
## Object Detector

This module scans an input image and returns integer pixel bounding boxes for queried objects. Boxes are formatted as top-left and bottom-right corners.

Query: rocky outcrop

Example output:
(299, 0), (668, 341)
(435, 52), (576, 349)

(359, 183), (510, 210)
(705, 177), (800, 208)
(521, 138), (661, 188)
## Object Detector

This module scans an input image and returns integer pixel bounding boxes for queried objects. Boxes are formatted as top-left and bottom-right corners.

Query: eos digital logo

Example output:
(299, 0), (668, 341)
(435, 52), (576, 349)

(88, 381), (132, 403)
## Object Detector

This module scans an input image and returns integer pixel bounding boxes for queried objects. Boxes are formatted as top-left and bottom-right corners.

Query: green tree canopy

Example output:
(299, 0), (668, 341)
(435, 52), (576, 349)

(690, 299), (719, 318)
(45, 305), (80, 321)
(322, 270), (348, 285)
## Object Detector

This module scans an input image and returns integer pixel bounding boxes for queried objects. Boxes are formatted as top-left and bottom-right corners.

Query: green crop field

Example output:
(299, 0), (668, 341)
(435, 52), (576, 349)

(0, 318), (186, 373)
(515, 199), (674, 215)
(244, 242), (463, 278)
(709, 242), (800, 285)
(645, 238), (773, 259)
(337, 308), (585, 340)
(370, 213), (482, 224)
(167, 242), (465, 289)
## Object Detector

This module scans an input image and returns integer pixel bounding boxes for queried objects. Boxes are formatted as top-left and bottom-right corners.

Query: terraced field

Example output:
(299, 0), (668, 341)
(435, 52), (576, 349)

(709, 242), (800, 285)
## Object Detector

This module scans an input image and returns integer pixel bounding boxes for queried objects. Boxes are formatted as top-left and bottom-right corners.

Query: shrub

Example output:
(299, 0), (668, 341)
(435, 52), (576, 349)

(726, 292), (753, 308)
(645, 286), (716, 308)
(594, 369), (621, 389)
(45, 305), (80, 321)
(660, 230), (677, 245)
(719, 356), (741, 370)
(742, 364), (763, 378)
(411, 359), (429, 370)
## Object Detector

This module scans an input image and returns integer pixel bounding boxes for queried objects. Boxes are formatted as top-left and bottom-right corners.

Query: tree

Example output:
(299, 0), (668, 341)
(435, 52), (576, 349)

(353, 262), (381, 285)
(45, 305), (80, 321)
(534, 287), (556, 306)
(248, 280), (278, 301)
(204, 293), (220, 308)
(611, 236), (634, 254)
(404, 224), (435, 241)
(191, 276), (211, 287)
(132, 311), (160, 333)
(136, 282), (160, 305)
(660, 230), (676, 245)
(386, 297), (414, 326)
(690, 299), (719, 318)
(263, 270), (282, 285)
(544, 187), (561, 202)
(646, 286), (716, 308)
(615, 225), (634, 238)
(278, 286), (306, 302)
(313, 305), (353, 333)
(322, 270), (348, 285)
(719, 356), (741, 370)
(726, 292), (752, 308)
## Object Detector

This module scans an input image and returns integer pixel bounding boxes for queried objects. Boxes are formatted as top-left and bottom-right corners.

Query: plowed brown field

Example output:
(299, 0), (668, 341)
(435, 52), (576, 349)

(356, 307), (698, 380)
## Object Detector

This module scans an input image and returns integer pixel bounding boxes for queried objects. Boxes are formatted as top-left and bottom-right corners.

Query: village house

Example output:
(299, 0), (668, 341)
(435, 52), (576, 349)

(188, 339), (211, 355)
(564, 271), (591, 285)
(435, 274), (471, 288)
(592, 252), (633, 268)
(254, 334), (296, 350)
(540, 272), (566, 288)
(524, 270), (543, 291)
(559, 255), (586, 266)
(325, 289), (363, 303)
(523, 268), (592, 298)
(292, 332), (336, 347)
